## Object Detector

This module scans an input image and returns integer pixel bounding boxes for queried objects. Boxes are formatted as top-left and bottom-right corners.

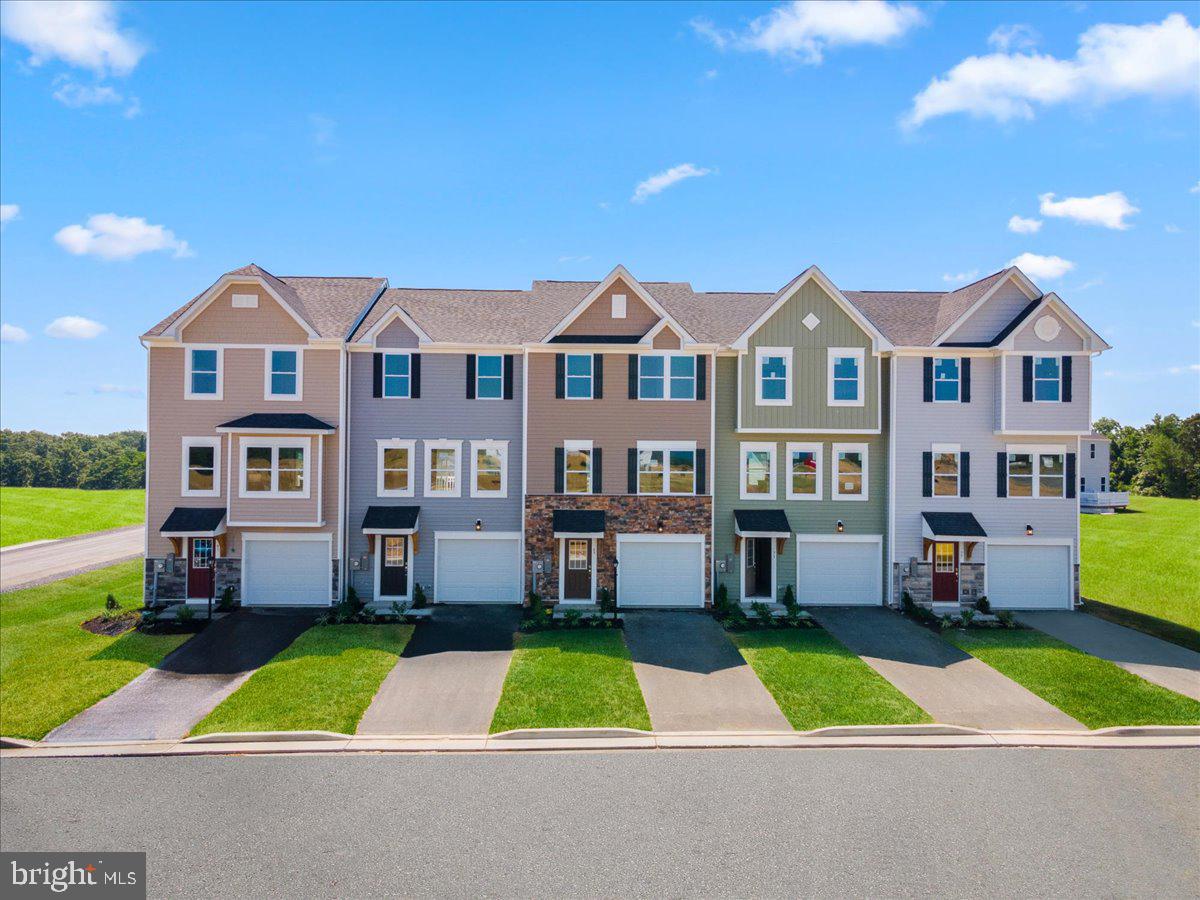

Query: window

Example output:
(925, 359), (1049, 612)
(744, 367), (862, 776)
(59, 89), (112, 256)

(933, 358), (960, 402)
(638, 442), (696, 495)
(181, 437), (220, 497)
(1101, 476), (1107, 492)
(611, 294), (626, 319)
(231, 293), (258, 309)
(424, 440), (461, 497)
(934, 542), (954, 573)
(376, 439), (415, 497)
(1080, 476), (1086, 493)
(565, 353), (593, 399)
(564, 440), (592, 494)
(1090, 443), (1096, 459)
(186, 347), (221, 398)
(384, 536), (406, 567)
(192, 537), (214, 569)
(382, 353), (411, 398)
(1007, 447), (1065, 498)
(265, 349), (301, 399)
(785, 442), (821, 500)
(740, 442), (776, 500)
(470, 440), (508, 498)
(933, 446), (960, 497)
(568, 539), (589, 569)
(638, 353), (695, 400)
(1033, 356), (1061, 402)
(832, 443), (868, 500)
(476, 355), (503, 399)
(239, 438), (309, 498)
(828, 348), (865, 407)
(755, 347), (791, 405)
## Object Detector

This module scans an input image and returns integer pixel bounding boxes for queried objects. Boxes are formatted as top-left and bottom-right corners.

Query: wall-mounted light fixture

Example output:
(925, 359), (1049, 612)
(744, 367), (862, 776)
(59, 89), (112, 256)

(656, 518), (665, 533)
(475, 519), (483, 532)
(1025, 523), (1034, 536)
(836, 520), (845, 533)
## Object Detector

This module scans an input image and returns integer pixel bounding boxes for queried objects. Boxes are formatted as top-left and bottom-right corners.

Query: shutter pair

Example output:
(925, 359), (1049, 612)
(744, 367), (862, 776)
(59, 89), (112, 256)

(554, 447), (603, 493)
(372, 353), (421, 398)
(995, 451), (1076, 497)
(554, 353), (603, 399)
(922, 451), (970, 497)
(1022, 355), (1073, 402)
(922, 357), (971, 402)
(626, 448), (708, 494)
(626, 355), (708, 400)
(465, 354), (515, 400)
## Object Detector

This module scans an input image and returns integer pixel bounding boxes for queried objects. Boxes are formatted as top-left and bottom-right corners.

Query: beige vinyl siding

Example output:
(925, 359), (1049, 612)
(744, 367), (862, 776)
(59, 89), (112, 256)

(181, 284), (310, 344)
(561, 278), (658, 338)
(375, 317), (420, 348)
(943, 280), (1034, 344)
(652, 329), (683, 350)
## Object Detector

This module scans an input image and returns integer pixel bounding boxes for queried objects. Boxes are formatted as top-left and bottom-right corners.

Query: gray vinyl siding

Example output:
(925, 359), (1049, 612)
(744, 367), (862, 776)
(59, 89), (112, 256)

(944, 280), (1034, 344)
(347, 349), (523, 599)
(1002, 353), (1091, 433)
(715, 356), (888, 602)
(1011, 307), (1085, 352)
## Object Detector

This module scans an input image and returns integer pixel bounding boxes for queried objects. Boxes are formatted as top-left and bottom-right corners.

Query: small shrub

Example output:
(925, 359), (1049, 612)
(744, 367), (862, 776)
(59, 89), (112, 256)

(217, 585), (236, 612)
(562, 609), (583, 628)
(412, 583), (428, 609)
(598, 586), (615, 619)
(175, 604), (196, 624)
(938, 613), (954, 632)
(900, 591), (916, 615)
(997, 610), (1016, 629)
(750, 601), (774, 627)
(781, 584), (798, 616)
(959, 608), (975, 628)
(138, 609), (158, 630)
(975, 596), (991, 614)
(104, 593), (121, 612)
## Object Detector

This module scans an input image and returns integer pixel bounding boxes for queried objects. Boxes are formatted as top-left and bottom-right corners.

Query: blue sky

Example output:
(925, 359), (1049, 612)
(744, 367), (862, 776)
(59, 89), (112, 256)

(1, 0), (1197, 433)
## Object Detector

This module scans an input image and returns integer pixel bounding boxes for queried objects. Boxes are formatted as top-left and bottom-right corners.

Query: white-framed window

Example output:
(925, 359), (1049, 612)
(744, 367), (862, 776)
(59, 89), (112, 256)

(785, 442), (822, 500)
(231, 293), (258, 309)
(264, 348), (302, 400)
(476, 355), (503, 400)
(568, 539), (589, 569)
(933, 357), (960, 402)
(382, 352), (412, 398)
(828, 347), (865, 407)
(564, 440), (593, 494)
(611, 294), (627, 319)
(185, 346), (222, 399)
(376, 439), (415, 498)
(932, 443), (960, 497)
(755, 347), (791, 406)
(239, 437), (310, 498)
(181, 437), (221, 497)
(637, 441), (696, 496)
(424, 439), (462, 497)
(470, 440), (508, 498)
(1007, 445), (1065, 498)
(740, 441), (777, 500)
(832, 443), (868, 500)
(638, 353), (696, 400)
(565, 353), (593, 399)
(1033, 356), (1061, 402)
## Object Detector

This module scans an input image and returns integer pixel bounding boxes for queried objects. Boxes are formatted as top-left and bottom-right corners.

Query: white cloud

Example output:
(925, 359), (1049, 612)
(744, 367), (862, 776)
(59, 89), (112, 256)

(1009, 252), (1075, 280)
(1191, 181), (1200, 194)
(45, 315), (106, 339)
(94, 383), (143, 397)
(1, 323), (30, 343)
(703, 68), (719, 81)
(903, 14), (1200, 129)
(1007, 214), (1042, 234)
(1039, 191), (1138, 229)
(0, 0), (145, 76)
(54, 213), (192, 261)
(1074, 278), (1103, 292)
(692, 0), (924, 65)
(631, 163), (714, 203)
(50, 75), (141, 117)
(1167, 364), (1200, 375)
(942, 269), (979, 284)
(1165, 224), (1181, 233)
(988, 24), (1039, 52)
(0, 203), (18, 225)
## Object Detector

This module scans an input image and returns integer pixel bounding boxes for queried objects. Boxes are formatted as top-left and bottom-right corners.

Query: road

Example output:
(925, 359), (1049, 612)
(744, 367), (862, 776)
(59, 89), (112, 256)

(0, 525), (144, 592)
(2, 748), (1196, 898)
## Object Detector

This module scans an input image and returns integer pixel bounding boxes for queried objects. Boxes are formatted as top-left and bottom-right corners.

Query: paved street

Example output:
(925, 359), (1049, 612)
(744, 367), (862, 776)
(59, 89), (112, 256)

(2, 748), (1195, 898)
(0, 525), (145, 592)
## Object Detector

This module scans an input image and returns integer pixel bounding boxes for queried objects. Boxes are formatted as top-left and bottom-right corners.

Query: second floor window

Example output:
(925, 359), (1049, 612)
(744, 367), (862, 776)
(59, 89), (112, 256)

(182, 437), (220, 497)
(267, 349), (299, 398)
(1033, 356), (1061, 402)
(566, 354), (593, 399)
(565, 442), (592, 493)
(756, 347), (791, 405)
(187, 348), (220, 398)
(471, 441), (508, 497)
(828, 348), (864, 406)
(377, 440), (414, 497)
(787, 443), (821, 500)
(1008, 452), (1065, 498)
(740, 443), (775, 499)
(476, 355), (503, 399)
(832, 444), (868, 500)
(639, 354), (695, 400)
(638, 444), (695, 495)
(383, 353), (411, 398)
(425, 441), (461, 497)
(933, 450), (960, 497)
(933, 358), (960, 402)
(242, 441), (307, 497)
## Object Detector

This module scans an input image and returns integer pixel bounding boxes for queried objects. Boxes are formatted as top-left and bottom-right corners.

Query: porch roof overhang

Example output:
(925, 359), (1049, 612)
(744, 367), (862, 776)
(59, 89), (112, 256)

(362, 505), (420, 535)
(921, 512), (987, 541)
(553, 509), (606, 538)
(215, 413), (336, 433)
(734, 509), (792, 538)
(161, 507), (227, 537)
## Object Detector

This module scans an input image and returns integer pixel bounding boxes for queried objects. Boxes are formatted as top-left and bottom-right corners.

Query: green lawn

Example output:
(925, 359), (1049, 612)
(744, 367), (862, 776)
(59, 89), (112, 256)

(945, 628), (1200, 729)
(0, 561), (189, 740)
(490, 630), (651, 733)
(0, 487), (145, 547)
(733, 629), (932, 729)
(1081, 495), (1200, 650)
(191, 624), (413, 736)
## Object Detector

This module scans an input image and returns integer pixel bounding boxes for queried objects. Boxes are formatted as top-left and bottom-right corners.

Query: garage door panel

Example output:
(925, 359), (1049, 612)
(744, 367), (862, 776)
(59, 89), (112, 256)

(243, 538), (331, 606)
(988, 545), (1071, 610)
(618, 537), (704, 608)
(436, 535), (520, 604)
(796, 539), (881, 606)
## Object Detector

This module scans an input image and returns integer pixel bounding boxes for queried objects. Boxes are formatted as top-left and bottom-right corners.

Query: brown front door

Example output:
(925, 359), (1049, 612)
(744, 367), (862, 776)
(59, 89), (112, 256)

(932, 541), (959, 602)
(187, 537), (214, 599)
(380, 536), (408, 597)
(564, 539), (592, 600)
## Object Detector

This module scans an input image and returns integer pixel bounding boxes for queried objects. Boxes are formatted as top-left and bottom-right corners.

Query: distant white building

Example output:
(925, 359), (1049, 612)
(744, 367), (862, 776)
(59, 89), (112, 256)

(1080, 434), (1129, 513)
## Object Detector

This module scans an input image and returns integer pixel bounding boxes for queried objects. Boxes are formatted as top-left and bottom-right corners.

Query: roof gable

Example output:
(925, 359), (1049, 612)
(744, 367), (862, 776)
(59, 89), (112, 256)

(1000, 293), (1110, 352)
(933, 268), (1040, 346)
(542, 265), (696, 344)
(170, 267), (318, 341)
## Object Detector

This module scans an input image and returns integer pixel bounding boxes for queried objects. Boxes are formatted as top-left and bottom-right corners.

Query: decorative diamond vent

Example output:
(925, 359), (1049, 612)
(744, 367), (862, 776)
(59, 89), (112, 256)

(802, 312), (820, 331)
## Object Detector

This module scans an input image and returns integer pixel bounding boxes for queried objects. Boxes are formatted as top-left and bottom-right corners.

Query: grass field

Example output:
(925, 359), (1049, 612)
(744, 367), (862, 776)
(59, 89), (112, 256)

(0, 561), (189, 740)
(1081, 495), (1199, 649)
(490, 630), (651, 733)
(733, 629), (932, 730)
(191, 624), (414, 736)
(0, 487), (145, 547)
(945, 628), (1200, 729)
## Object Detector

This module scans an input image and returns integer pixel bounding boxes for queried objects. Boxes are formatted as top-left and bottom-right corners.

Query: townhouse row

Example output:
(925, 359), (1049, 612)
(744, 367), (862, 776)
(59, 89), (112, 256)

(141, 262), (1109, 614)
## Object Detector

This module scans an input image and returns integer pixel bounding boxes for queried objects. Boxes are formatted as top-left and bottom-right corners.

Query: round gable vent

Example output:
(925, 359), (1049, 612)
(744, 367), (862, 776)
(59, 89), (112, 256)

(1034, 315), (1061, 342)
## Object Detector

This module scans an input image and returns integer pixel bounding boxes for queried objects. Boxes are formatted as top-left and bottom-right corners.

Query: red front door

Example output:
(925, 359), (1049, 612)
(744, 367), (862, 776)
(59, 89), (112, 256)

(931, 541), (958, 602)
(188, 537), (214, 599)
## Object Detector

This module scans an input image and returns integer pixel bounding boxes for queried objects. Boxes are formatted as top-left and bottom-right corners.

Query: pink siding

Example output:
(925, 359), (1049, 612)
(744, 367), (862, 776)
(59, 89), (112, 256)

(652, 328), (683, 350)
(561, 278), (660, 338)
(181, 284), (310, 344)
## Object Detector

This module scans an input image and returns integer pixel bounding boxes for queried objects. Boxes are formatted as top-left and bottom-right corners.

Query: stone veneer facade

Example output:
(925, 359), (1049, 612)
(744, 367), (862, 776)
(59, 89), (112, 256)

(525, 495), (712, 605)
(893, 560), (1080, 608)
(143, 557), (338, 607)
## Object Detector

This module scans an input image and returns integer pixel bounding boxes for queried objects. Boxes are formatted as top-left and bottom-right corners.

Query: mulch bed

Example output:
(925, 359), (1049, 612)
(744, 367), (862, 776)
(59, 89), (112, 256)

(81, 611), (140, 636)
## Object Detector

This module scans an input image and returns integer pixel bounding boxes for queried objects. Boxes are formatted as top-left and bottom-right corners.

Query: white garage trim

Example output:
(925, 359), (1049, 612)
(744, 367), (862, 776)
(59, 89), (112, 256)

(985, 539), (1073, 610)
(615, 533), (706, 608)
(738, 537), (777, 605)
(433, 531), (522, 604)
(240, 532), (334, 606)
(794, 534), (883, 606)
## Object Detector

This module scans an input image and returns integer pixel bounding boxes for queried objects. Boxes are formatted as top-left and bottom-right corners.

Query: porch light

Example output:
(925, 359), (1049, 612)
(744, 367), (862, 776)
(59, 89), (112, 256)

(836, 520), (844, 533)
(475, 519), (483, 532)
(1025, 523), (1034, 536)
(656, 519), (665, 533)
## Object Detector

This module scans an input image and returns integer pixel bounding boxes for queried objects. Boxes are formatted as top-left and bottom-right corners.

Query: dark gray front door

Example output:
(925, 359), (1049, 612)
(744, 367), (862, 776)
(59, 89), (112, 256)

(746, 537), (772, 598)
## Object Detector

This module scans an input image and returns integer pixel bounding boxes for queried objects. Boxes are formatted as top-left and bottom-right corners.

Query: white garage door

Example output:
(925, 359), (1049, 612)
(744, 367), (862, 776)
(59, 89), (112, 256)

(242, 537), (331, 606)
(988, 544), (1071, 610)
(435, 534), (521, 603)
(796, 538), (882, 606)
(617, 536), (705, 608)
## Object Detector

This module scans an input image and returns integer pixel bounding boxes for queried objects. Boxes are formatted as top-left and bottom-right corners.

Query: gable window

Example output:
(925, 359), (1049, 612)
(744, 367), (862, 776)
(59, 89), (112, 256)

(376, 439), (415, 498)
(1007, 449), (1065, 498)
(933, 358), (960, 402)
(638, 442), (696, 495)
(740, 442), (776, 500)
(755, 347), (791, 406)
(639, 353), (695, 400)
(785, 442), (821, 500)
(832, 443), (868, 500)
(181, 437), (220, 497)
(828, 348), (865, 407)
(424, 440), (461, 497)
(382, 353), (411, 398)
(470, 440), (508, 498)
(611, 294), (626, 319)
(476, 355), (503, 400)
(933, 448), (960, 497)
(240, 438), (309, 498)
(565, 353), (593, 399)
(186, 347), (222, 399)
(1033, 356), (1061, 402)
(265, 349), (301, 399)
(565, 440), (593, 494)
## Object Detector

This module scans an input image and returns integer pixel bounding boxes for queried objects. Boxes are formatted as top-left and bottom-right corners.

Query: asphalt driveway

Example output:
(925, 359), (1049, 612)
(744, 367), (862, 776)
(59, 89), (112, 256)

(0, 525), (145, 593)
(45, 609), (316, 743)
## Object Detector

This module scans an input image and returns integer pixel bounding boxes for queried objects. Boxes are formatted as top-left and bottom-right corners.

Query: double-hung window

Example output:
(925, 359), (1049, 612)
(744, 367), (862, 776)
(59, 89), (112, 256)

(240, 438), (309, 498)
(564, 440), (593, 494)
(933, 446), (960, 497)
(470, 440), (508, 498)
(476, 355), (503, 399)
(181, 437), (220, 497)
(933, 358), (960, 402)
(740, 442), (776, 500)
(639, 353), (695, 400)
(828, 348), (865, 406)
(376, 439), (415, 497)
(424, 440), (461, 497)
(755, 347), (791, 405)
(1033, 356), (1061, 402)
(186, 347), (221, 399)
(832, 443), (868, 500)
(1007, 448), (1065, 498)
(638, 442), (696, 495)
(785, 442), (821, 500)
(565, 354), (593, 399)
(382, 353), (411, 398)
(265, 349), (301, 399)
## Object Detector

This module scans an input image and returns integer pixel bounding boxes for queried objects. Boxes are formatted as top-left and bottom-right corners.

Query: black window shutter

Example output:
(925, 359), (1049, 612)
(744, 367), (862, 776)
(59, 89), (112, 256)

(922, 357), (933, 403)
(1066, 453), (1077, 498)
(627, 448), (638, 493)
(593, 353), (604, 399)
(592, 447), (602, 493)
(922, 452), (932, 497)
(628, 355), (638, 399)
(372, 353), (383, 398)
(1022, 356), (1033, 402)
(696, 448), (707, 495)
(961, 451), (970, 498)
(503, 355), (514, 400)
(1062, 356), (1072, 403)
(961, 358), (971, 403)
(696, 355), (707, 400)
(997, 452), (1007, 497)
(411, 353), (421, 398)
(466, 354), (476, 399)
(555, 354), (565, 399)
(554, 447), (565, 493)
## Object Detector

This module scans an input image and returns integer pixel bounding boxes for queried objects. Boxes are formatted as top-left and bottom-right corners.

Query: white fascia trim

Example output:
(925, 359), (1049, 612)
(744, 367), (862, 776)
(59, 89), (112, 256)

(376, 438), (416, 498)
(827, 347), (866, 408)
(162, 524), (228, 539)
(997, 293), (1111, 352)
(469, 439), (510, 499)
(639, 318), (683, 347)
(831, 442), (869, 502)
(934, 268), (1041, 346)
(357, 303), (432, 346)
(237, 435), (313, 500)
(739, 441), (777, 501)
(423, 439), (463, 498)
(542, 264), (696, 344)
(215, 427), (333, 435)
(263, 346), (305, 401)
(167, 274), (319, 340)
(735, 427), (882, 435)
(180, 436), (222, 498)
(784, 442), (822, 501)
(184, 345), (224, 400)
(754, 346), (792, 406)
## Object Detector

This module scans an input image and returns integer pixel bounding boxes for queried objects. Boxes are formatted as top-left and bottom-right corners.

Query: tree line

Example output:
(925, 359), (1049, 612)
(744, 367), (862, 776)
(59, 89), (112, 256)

(0, 430), (146, 490)
(1093, 414), (1200, 500)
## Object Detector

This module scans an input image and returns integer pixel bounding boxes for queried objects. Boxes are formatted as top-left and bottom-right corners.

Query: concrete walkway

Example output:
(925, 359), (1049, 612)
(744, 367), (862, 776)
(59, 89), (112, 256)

(0, 525), (145, 593)
(1020, 611), (1200, 701)
(816, 607), (1085, 731)
(46, 609), (315, 743)
(357, 605), (520, 735)
(622, 611), (791, 732)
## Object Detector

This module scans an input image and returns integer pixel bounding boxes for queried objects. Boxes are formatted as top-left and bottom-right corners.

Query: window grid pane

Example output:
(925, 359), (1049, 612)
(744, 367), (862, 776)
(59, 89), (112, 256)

(837, 451), (863, 495)
(668, 450), (695, 494)
(638, 449), (664, 494)
(791, 451), (816, 495)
